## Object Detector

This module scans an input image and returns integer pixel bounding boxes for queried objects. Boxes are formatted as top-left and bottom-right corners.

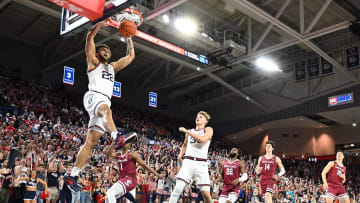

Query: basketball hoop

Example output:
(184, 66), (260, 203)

(106, 8), (143, 29)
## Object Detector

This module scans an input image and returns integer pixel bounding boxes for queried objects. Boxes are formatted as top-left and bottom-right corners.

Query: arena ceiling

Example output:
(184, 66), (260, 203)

(1, 0), (360, 136)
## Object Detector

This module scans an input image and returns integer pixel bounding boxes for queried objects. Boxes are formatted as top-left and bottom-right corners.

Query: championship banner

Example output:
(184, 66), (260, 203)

(321, 54), (333, 75)
(346, 46), (359, 69)
(63, 66), (75, 85)
(112, 81), (121, 98)
(307, 57), (319, 78)
(149, 92), (157, 108)
(295, 61), (306, 81)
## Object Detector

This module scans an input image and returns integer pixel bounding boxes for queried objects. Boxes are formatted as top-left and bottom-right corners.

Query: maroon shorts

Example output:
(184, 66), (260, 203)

(118, 176), (137, 193)
(260, 179), (276, 195)
(326, 183), (348, 199)
(220, 184), (241, 198)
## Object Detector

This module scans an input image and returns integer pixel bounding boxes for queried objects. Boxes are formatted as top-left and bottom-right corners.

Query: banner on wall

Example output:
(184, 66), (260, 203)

(112, 81), (121, 98)
(307, 57), (320, 78)
(295, 61), (306, 81)
(63, 66), (74, 85)
(149, 92), (157, 108)
(321, 54), (333, 75)
(346, 46), (359, 69)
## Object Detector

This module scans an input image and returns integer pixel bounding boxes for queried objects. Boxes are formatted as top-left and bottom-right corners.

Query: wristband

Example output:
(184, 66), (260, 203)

(238, 173), (248, 182)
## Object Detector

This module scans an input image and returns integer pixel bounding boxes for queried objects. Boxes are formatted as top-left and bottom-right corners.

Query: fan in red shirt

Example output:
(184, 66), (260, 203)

(322, 151), (350, 203)
(217, 148), (248, 203)
(5, 121), (16, 135)
(255, 140), (285, 203)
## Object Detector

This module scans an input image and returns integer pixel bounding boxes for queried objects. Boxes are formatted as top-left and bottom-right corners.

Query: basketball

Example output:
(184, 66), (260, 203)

(119, 20), (137, 38)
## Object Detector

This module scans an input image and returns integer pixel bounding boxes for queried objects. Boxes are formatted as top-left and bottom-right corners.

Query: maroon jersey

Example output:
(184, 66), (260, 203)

(259, 155), (277, 181)
(222, 159), (241, 185)
(117, 151), (136, 179)
(327, 161), (346, 185)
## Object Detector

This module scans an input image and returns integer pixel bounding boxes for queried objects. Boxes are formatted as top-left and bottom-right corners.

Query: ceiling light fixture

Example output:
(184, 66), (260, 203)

(201, 32), (208, 37)
(352, 120), (357, 127)
(255, 57), (282, 72)
(175, 18), (197, 35)
(162, 14), (170, 24)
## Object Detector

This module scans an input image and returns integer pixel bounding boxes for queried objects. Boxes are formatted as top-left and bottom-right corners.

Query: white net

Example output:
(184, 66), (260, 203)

(111, 8), (143, 26)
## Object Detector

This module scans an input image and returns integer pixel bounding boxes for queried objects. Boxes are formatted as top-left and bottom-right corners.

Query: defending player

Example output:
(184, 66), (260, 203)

(322, 151), (350, 203)
(169, 111), (213, 203)
(255, 140), (285, 203)
(104, 134), (164, 203)
(217, 148), (248, 203)
(64, 20), (137, 192)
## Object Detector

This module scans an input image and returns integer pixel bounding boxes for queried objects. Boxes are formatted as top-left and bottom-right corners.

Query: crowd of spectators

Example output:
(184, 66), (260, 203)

(0, 75), (359, 203)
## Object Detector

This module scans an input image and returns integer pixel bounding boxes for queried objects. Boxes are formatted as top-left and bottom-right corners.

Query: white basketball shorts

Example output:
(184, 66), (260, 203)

(176, 159), (211, 191)
(83, 91), (111, 134)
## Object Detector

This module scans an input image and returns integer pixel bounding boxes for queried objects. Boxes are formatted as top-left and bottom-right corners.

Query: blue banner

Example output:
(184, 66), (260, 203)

(113, 81), (121, 98)
(63, 66), (74, 85)
(149, 92), (157, 108)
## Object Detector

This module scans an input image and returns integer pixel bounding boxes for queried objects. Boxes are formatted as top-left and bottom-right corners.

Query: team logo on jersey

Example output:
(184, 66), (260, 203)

(87, 94), (94, 106)
(124, 180), (132, 187)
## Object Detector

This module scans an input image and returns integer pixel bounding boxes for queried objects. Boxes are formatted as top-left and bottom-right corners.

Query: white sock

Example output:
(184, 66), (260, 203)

(106, 182), (125, 203)
(70, 167), (81, 177)
(111, 131), (118, 140)
(169, 179), (186, 203)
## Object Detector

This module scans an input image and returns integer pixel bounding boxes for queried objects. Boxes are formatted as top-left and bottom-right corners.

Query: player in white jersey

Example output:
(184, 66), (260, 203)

(64, 21), (137, 193)
(169, 111), (213, 203)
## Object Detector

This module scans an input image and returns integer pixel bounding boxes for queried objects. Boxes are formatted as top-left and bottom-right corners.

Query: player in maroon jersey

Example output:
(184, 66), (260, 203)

(217, 148), (248, 203)
(321, 151), (350, 203)
(255, 140), (285, 203)
(104, 134), (164, 203)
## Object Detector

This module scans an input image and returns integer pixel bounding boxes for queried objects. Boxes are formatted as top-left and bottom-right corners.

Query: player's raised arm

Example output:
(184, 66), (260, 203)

(85, 21), (107, 69)
(322, 161), (334, 190)
(130, 152), (164, 179)
(112, 38), (135, 73)
(179, 126), (213, 143)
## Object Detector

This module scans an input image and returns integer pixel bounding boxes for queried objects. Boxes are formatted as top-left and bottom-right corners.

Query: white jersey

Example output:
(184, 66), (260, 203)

(87, 62), (114, 99)
(184, 128), (211, 159)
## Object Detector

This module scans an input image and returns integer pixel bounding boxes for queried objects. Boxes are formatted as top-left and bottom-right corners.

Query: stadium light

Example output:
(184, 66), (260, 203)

(175, 18), (197, 34)
(255, 57), (282, 72)
(201, 32), (208, 37)
(162, 14), (170, 24)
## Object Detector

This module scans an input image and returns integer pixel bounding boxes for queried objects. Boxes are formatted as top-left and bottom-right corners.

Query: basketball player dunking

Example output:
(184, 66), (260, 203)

(105, 135), (164, 203)
(64, 20), (137, 192)
(322, 151), (350, 203)
(218, 148), (248, 203)
(255, 140), (285, 203)
(169, 111), (213, 203)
